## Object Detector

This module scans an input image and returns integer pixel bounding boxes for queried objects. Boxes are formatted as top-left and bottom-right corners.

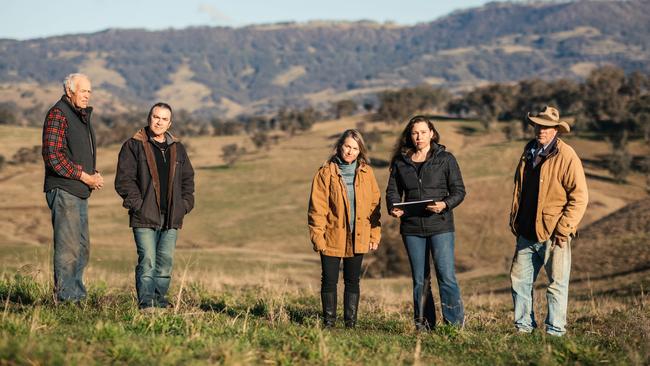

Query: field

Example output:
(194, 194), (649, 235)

(0, 116), (648, 365)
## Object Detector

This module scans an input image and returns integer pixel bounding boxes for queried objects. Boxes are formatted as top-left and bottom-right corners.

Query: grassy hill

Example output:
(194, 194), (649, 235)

(0, 115), (648, 364)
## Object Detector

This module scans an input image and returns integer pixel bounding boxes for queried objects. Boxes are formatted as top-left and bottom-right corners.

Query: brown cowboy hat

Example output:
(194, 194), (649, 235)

(527, 106), (571, 133)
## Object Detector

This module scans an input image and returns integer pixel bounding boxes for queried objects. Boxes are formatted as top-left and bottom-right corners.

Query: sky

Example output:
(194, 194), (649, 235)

(1, 0), (493, 40)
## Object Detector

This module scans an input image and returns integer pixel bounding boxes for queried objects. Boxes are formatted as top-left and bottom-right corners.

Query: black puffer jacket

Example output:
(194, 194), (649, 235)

(115, 128), (195, 229)
(386, 143), (466, 236)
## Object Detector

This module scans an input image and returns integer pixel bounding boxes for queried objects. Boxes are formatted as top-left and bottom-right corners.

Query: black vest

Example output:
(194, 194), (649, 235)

(515, 161), (542, 242)
(43, 97), (96, 199)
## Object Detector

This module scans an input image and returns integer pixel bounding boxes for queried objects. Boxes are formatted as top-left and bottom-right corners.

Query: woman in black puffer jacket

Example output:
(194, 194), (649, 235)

(386, 115), (466, 330)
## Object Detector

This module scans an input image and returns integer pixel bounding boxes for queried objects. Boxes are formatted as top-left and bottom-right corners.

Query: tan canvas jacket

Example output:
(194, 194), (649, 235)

(308, 161), (381, 257)
(510, 138), (588, 241)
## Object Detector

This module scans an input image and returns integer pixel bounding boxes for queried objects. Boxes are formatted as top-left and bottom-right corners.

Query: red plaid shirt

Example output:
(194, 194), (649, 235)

(42, 107), (83, 180)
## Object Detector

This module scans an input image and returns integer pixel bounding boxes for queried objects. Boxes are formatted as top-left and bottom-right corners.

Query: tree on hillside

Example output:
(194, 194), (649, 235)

(629, 94), (650, 142)
(0, 102), (17, 125)
(363, 128), (383, 152)
(461, 84), (517, 131)
(277, 107), (319, 135)
(605, 130), (632, 184)
(362, 100), (374, 113)
(333, 99), (357, 119)
(581, 66), (629, 132)
(221, 144), (246, 167)
(504, 120), (525, 141)
(549, 78), (583, 130)
(356, 121), (383, 151)
(513, 79), (552, 134)
(212, 119), (243, 136)
(641, 156), (650, 194)
(296, 107), (319, 131)
(250, 130), (270, 150)
(11, 146), (41, 164)
(377, 86), (450, 124)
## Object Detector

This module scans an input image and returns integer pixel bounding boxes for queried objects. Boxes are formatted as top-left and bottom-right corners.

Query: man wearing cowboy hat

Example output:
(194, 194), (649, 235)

(509, 106), (588, 336)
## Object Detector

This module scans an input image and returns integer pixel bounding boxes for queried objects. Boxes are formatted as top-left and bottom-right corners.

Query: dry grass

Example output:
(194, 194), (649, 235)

(1, 116), (647, 274)
(79, 52), (127, 89)
(155, 61), (216, 112)
(272, 65), (307, 87)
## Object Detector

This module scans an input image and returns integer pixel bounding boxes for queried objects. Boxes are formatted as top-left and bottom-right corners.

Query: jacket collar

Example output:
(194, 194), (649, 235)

(328, 159), (368, 176)
(133, 127), (177, 145)
(60, 95), (93, 122)
(524, 137), (560, 161)
(401, 142), (445, 164)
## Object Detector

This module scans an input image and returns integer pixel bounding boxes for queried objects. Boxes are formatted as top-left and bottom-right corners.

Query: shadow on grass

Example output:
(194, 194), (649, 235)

(197, 164), (232, 171)
(199, 297), (321, 325)
(199, 298), (240, 317)
(585, 172), (620, 184)
(456, 125), (484, 136)
(480, 264), (650, 296)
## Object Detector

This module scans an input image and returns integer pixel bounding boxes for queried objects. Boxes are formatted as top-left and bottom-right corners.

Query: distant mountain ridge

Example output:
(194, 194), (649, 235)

(1, 0), (649, 116)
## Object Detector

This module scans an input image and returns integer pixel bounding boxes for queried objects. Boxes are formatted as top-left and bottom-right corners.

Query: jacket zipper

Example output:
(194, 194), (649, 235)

(152, 140), (169, 227)
(409, 155), (429, 234)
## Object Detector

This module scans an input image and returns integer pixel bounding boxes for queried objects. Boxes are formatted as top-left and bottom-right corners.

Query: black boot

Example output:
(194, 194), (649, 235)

(344, 292), (360, 328)
(321, 292), (337, 328)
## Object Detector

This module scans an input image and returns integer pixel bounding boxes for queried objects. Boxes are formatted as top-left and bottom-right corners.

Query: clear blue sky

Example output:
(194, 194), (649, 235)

(2, 0), (493, 40)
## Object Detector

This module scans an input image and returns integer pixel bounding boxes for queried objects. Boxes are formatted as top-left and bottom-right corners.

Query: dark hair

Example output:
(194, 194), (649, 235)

(147, 102), (173, 123)
(390, 115), (440, 164)
(329, 129), (370, 165)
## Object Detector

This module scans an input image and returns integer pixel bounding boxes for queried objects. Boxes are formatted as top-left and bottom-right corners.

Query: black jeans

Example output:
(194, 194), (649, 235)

(320, 254), (364, 294)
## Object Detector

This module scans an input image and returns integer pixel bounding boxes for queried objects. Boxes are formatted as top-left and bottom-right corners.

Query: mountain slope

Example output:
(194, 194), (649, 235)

(572, 197), (650, 278)
(0, 0), (649, 115)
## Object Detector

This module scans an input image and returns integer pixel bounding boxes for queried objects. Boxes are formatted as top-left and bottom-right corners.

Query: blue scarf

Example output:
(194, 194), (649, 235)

(335, 156), (357, 234)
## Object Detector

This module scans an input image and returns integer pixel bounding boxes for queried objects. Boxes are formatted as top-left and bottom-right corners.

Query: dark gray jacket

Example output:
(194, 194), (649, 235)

(386, 143), (466, 236)
(115, 128), (195, 229)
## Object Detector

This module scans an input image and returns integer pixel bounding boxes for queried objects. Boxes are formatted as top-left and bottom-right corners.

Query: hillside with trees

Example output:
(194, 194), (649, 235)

(0, 0), (649, 118)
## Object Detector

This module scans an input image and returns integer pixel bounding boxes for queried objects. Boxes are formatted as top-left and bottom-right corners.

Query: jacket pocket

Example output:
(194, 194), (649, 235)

(541, 211), (561, 237)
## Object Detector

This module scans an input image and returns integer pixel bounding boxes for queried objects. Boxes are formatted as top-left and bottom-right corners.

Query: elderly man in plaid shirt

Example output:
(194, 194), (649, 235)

(42, 73), (104, 303)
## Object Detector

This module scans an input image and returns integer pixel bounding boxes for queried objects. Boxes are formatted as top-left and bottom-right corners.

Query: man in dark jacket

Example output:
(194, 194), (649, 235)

(42, 73), (104, 302)
(115, 102), (195, 311)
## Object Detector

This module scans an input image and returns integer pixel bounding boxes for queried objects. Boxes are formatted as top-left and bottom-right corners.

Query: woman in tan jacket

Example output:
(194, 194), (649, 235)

(308, 129), (381, 328)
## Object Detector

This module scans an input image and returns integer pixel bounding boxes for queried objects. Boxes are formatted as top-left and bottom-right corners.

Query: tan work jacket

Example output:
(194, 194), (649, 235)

(510, 138), (588, 241)
(308, 161), (381, 257)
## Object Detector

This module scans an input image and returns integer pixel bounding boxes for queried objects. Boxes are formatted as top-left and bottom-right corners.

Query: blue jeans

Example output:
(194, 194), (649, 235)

(133, 227), (178, 308)
(510, 235), (572, 336)
(403, 232), (464, 328)
(45, 188), (89, 302)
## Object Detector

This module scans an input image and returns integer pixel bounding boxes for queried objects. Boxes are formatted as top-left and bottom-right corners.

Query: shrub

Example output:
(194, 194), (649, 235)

(221, 144), (246, 167)
(11, 146), (41, 165)
(607, 150), (632, 184)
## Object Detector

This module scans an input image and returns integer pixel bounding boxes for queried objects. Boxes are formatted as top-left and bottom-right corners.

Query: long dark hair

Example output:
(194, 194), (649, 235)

(390, 115), (440, 164)
(147, 102), (173, 123)
(328, 129), (370, 165)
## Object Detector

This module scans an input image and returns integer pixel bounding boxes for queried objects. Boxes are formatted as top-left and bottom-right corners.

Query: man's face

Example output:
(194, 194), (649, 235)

(534, 124), (558, 146)
(67, 76), (92, 109)
(149, 107), (172, 138)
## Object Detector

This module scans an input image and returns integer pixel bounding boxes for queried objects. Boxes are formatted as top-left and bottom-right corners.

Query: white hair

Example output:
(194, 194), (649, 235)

(63, 73), (89, 93)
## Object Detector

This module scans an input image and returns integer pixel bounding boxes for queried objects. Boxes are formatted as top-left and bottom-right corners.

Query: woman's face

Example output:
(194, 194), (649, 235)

(410, 122), (434, 150)
(340, 137), (360, 163)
